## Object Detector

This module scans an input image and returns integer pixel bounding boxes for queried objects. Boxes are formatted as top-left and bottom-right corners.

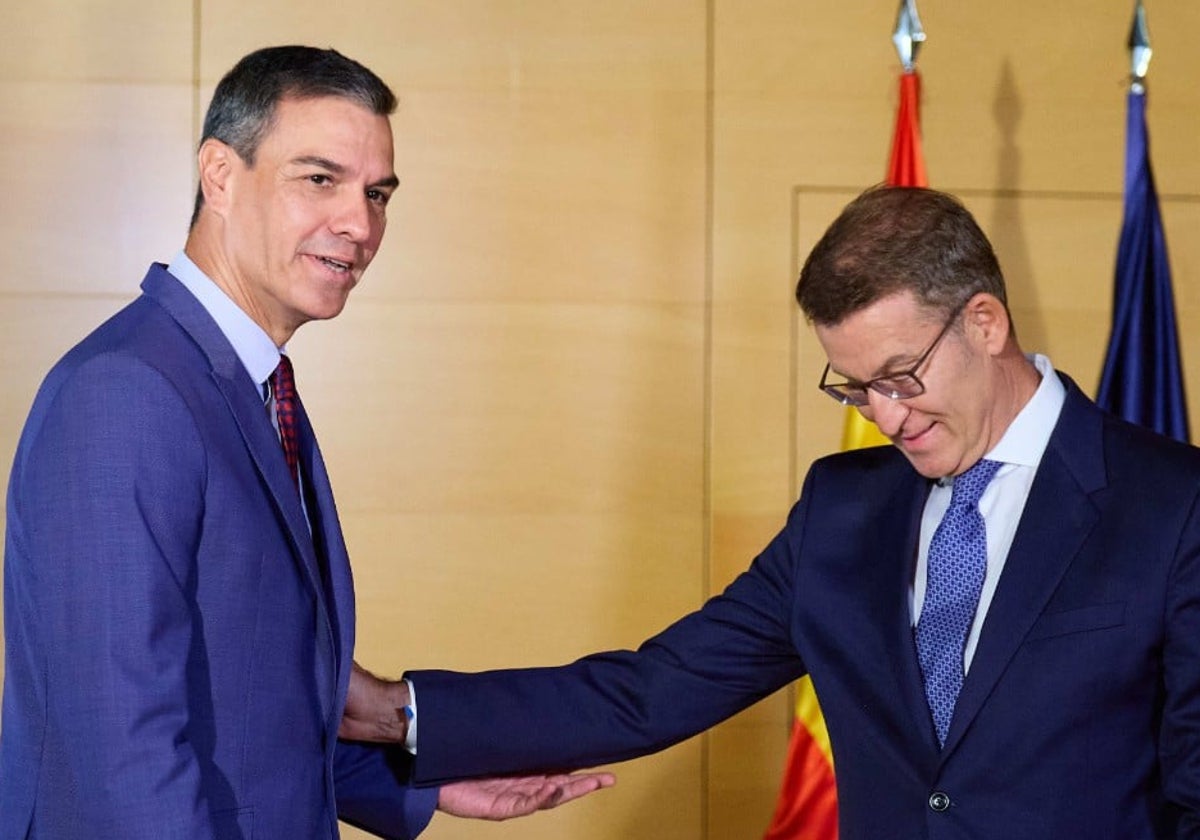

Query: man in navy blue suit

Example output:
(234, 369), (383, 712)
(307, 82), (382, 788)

(351, 186), (1200, 838)
(0, 45), (609, 840)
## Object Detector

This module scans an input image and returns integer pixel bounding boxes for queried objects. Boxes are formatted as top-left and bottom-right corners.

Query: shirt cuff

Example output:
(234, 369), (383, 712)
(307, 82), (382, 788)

(403, 677), (418, 754)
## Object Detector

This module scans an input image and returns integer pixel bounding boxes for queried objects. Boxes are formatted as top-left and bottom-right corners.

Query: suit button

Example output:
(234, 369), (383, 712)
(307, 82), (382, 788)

(929, 791), (951, 812)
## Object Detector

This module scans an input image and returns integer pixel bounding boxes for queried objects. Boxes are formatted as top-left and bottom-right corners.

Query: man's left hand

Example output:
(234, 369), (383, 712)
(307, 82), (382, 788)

(437, 772), (616, 820)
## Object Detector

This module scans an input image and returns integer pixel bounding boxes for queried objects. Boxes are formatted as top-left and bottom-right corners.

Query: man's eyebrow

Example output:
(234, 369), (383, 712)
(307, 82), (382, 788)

(829, 350), (920, 383)
(292, 155), (399, 190)
(871, 350), (921, 377)
(293, 155), (344, 173)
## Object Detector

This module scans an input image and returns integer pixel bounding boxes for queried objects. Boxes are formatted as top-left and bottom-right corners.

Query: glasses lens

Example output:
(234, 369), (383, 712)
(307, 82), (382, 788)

(869, 374), (923, 401)
(822, 384), (870, 406)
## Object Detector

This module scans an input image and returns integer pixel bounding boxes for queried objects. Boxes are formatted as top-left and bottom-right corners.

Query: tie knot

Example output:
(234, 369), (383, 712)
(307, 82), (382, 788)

(272, 354), (297, 402)
(949, 459), (1000, 508)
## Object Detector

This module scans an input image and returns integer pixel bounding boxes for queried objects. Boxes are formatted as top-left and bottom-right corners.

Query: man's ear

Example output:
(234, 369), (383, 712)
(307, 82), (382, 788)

(964, 292), (1011, 356)
(196, 138), (237, 217)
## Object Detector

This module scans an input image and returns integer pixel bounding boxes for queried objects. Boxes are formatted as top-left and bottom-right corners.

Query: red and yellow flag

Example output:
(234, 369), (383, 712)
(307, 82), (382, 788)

(763, 68), (926, 840)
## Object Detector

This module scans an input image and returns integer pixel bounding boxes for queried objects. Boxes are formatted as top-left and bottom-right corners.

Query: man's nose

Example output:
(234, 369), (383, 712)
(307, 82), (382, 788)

(333, 195), (373, 242)
(861, 389), (908, 438)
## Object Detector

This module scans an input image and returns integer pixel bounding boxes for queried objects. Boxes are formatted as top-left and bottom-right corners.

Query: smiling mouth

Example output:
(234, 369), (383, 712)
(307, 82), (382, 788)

(315, 255), (353, 273)
(899, 421), (936, 446)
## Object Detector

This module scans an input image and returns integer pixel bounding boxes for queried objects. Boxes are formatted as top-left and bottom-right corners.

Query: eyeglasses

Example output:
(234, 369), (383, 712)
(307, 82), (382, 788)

(818, 305), (964, 407)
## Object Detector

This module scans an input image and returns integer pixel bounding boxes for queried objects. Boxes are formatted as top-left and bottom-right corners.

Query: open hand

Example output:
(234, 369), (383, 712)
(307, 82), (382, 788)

(437, 772), (616, 820)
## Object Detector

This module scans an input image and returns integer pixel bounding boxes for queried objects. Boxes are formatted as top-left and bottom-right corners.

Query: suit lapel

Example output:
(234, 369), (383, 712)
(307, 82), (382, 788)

(829, 451), (941, 757)
(296, 402), (356, 721)
(889, 473), (944, 756)
(212, 374), (341, 729)
(214, 373), (328, 592)
(940, 382), (1106, 756)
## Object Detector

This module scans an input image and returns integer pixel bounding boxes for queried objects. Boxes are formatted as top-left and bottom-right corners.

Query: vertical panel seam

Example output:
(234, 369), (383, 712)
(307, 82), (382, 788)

(191, 0), (202, 172)
(701, 1), (715, 838)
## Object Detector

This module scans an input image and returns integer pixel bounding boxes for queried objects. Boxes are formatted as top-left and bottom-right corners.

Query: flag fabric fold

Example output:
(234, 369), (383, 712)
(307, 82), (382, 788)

(887, 71), (928, 189)
(763, 678), (838, 840)
(766, 69), (928, 840)
(1096, 89), (1189, 443)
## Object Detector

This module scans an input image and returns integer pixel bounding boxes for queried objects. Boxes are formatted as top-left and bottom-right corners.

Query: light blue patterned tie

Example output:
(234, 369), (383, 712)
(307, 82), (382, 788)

(915, 458), (1001, 746)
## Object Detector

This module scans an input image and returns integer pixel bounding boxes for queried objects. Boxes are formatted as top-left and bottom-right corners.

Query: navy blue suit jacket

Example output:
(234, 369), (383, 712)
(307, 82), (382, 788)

(1, 265), (436, 839)
(409, 380), (1200, 839)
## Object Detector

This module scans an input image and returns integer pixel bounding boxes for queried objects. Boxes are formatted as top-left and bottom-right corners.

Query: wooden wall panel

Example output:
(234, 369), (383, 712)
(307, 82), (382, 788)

(198, 1), (708, 309)
(1, 2), (194, 296)
(301, 303), (705, 518)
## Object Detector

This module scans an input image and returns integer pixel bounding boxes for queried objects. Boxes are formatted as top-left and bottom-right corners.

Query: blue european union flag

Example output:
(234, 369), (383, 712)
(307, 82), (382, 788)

(1096, 89), (1190, 443)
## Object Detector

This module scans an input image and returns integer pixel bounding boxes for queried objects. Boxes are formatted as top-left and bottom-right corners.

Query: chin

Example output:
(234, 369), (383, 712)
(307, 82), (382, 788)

(304, 291), (354, 323)
(307, 305), (349, 324)
(899, 451), (950, 480)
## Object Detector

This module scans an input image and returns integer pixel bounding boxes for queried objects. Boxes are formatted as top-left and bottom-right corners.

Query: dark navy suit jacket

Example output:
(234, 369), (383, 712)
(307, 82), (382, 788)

(1, 265), (436, 839)
(409, 380), (1200, 839)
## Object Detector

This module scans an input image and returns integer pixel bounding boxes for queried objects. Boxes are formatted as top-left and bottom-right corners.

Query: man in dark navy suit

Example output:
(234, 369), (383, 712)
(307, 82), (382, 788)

(350, 185), (1200, 839)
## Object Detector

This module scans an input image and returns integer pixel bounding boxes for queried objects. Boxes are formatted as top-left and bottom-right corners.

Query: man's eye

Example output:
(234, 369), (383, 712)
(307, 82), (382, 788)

(308, 174), (331, 185)
(871, 375), (921, 399)
(366, 189), (390, 205)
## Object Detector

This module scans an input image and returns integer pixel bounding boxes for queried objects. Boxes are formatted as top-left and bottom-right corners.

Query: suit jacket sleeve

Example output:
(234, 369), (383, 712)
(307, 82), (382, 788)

(334, 742), (438, 839)
(405, 476), (817, 784)
(6, 354), (218, 837)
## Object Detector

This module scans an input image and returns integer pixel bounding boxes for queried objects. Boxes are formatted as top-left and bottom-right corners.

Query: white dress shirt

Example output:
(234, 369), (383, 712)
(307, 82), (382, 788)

(167, 250), (281, 391)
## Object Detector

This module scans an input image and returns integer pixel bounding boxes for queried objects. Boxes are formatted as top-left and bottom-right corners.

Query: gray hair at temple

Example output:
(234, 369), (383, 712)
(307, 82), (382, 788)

(189, 45), (397, 229)
(795, 185), (1008, 327)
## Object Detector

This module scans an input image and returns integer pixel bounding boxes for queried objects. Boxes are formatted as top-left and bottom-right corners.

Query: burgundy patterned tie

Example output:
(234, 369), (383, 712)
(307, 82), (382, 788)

(270, 354), (301, 493)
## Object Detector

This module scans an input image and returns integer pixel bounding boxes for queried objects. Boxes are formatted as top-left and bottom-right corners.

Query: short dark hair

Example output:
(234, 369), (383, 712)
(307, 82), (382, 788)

(795, 185), (1007, 326)
(189, 45), (397, 228)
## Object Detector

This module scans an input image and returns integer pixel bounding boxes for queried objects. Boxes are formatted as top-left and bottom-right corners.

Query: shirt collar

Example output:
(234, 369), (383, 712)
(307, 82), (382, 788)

(984, 353), (1066, 469)
(166, 250), (282, 390)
